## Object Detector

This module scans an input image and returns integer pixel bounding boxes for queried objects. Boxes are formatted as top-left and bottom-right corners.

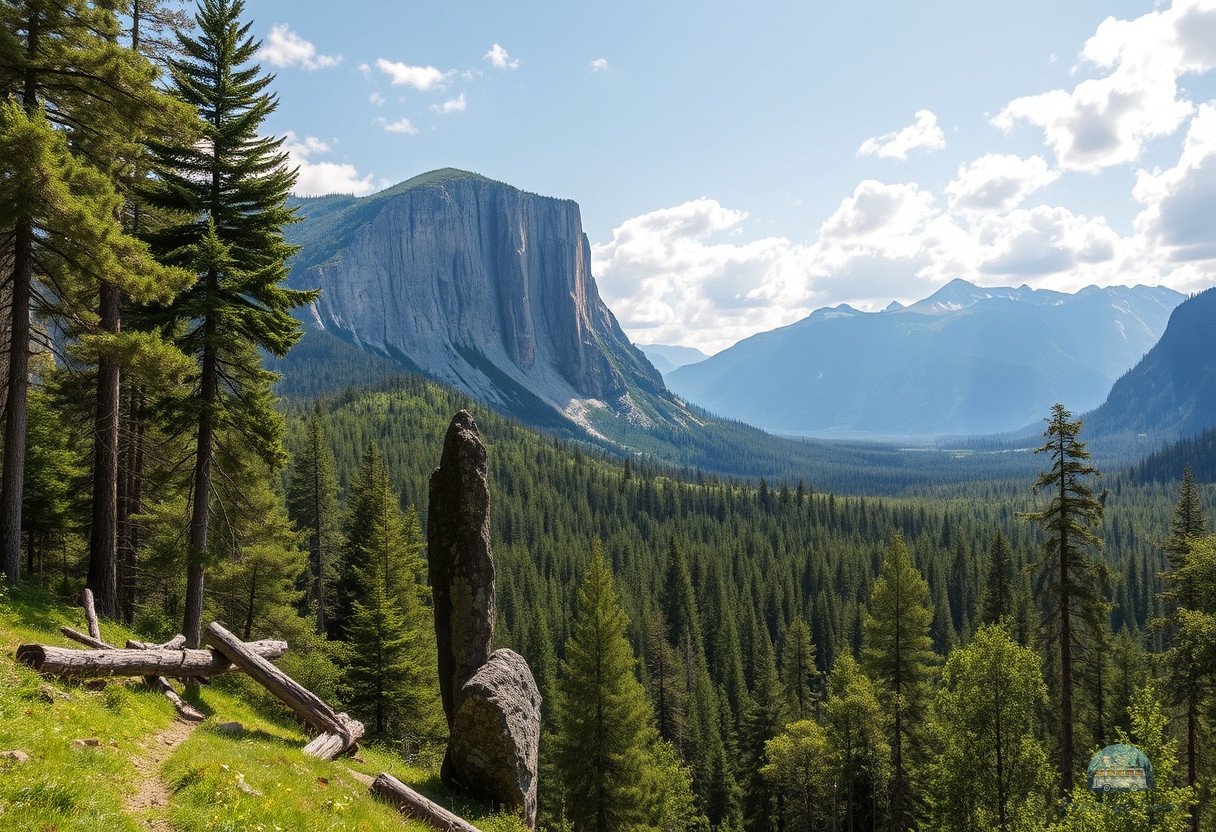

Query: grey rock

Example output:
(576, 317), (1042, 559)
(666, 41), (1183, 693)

(0, 750), (30, 763)
(428, 411), (495, 727)
(447, 649), (542, 829)
(286, 169), (669, 436)
(216, 721), (244, 736)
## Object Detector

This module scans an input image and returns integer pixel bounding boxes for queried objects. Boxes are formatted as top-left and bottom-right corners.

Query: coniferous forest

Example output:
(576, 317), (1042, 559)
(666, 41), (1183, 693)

(3, 2), (1216, 832)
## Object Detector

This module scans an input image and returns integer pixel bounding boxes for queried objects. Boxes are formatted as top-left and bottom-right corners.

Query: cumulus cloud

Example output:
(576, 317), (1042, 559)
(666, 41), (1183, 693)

(376, 116), (418, 135)
(857, 110), (946, 160)
(946, 154), (1060, 214)
(430, 93), (466, 115)
(258, 24), (341, 70)
(590, 58), (610, 72)
(283, 132), (376, 196)
(376, 57), (450, 91)
(1134, 102), (1216, 264)
(369, 92), (385, 107)
(485, 43), (520, 71)
(973, 206), (1119, 276)
(993, 0), (1216, 170)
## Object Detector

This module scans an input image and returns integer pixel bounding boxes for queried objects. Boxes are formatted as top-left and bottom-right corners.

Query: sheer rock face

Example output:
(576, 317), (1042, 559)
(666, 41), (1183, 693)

(288, 170), (665, 423)
(427, 410), (495, 727)
(447, 649), (542, 829)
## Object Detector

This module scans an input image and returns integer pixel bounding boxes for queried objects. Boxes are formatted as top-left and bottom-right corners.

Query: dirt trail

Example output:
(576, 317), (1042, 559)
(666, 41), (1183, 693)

(125, 718), (199, 831)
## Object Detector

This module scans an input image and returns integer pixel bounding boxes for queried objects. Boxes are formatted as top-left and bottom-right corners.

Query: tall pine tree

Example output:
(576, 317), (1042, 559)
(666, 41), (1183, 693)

(143, 0), (314, 646)
(286, 401), (342, 634)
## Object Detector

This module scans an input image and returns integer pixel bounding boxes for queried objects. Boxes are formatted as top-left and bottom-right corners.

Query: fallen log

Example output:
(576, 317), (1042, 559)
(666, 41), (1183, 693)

(371, 772), (484, 832)
(126, 635), (187, 651)
(204, 622), (362, 760)
(16, 640), (287, 679)
(60, 626), (109, 650)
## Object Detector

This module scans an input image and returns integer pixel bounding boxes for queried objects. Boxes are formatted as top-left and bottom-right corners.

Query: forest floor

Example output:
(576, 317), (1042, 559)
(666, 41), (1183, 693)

(0, 582), (524, 832)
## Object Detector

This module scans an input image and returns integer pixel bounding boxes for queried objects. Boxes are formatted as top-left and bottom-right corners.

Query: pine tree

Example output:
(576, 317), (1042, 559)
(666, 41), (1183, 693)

(142, 0), (315, 647)
(1155, 466), (1207, 832)
(1021, 402), (1104, 798)
(824, 655), (889, 832)
(647, 613), (688, 753)
(862, 533), (937, 832)
(761, 720), (830, 832)
(0, 0), (188, 585)
(286, 402), (343, 634)
(780, 617), (820, 720)
(741, 629), (786, 832)
(930, 625), (1051, 832)
(980, 531), (1015, 626)
(553, 546), (655, 832)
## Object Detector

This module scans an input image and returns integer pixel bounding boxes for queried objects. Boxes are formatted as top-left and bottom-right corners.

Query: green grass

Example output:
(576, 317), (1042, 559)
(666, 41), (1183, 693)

(0, 583), (526, 832)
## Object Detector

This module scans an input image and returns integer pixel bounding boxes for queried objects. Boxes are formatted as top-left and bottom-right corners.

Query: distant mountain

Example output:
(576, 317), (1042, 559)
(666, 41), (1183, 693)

(1085, 287), (1216, 446)
(638, 344), (709, 375)
(666, 279), (1184, 438)
(281, 169), (699, 447)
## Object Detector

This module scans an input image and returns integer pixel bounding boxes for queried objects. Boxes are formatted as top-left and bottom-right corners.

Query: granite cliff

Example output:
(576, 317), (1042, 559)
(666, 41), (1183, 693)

(286, 170), (687, 443)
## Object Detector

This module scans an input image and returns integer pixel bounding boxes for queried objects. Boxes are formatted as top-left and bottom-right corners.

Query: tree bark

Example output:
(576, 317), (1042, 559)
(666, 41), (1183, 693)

(0, 216), (32, 583)
(17, 640), (287, 678)
(203, 622), (362, 758)
(87, 282), (121, 617)
(117, 386), (145, 624)
(371, 772), (485, 832)
(183, 330), (217, 650)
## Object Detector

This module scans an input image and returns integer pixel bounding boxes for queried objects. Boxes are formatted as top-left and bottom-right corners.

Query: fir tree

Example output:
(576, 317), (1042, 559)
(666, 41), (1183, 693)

(780, 617), (820, 720)
(1021, 402), (1104, 797)
(553, 546), (655, 832)
(980, 531), (1016, 626)
(143, 0), (315, 647)
(862, 533), (937, 832)
(286, 402), (343, 634)
(741, 629), (786, 832)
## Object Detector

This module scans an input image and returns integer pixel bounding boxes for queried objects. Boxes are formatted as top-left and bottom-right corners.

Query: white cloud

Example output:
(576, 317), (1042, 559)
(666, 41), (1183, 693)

(485, 43), (520, 71)
(369, 92), (385, 107)
(376, 116), (418, 135)
(857, 110), (946, 160)
(819, 180), (937, 240)
(946, 154), (1060, 214)
(258, 24), (341, 71)
(590, 58), (610, 72)
(357, 62), (371, 76)
(993, 0), (1216, 171)
(283, 131), (376, 196)
(375, 57), (450, 91)
(430, 93), (467, 115)
(973, 206), (1119, 276)
(1134, 102), (1216, 266)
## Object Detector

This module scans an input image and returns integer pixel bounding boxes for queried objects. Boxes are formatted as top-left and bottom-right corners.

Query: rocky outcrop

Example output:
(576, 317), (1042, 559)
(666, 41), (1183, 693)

(448, 649), (542, 827)
(427, 410), (542, 828)
(427, 410), (495, 726)
(287, 169), (668, 436)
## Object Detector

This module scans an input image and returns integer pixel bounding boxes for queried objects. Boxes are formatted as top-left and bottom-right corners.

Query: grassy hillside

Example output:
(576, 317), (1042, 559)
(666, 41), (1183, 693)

(0, 583), (524, 832)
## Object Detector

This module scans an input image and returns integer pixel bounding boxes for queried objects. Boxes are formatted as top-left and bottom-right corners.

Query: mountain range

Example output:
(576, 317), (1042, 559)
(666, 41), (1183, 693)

(666, 279), (1184, 438)
(638, 344), (709, 375)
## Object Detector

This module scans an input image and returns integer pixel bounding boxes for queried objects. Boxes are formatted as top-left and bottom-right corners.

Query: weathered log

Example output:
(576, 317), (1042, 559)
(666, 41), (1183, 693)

(143, 675), (205, 722)
(204, 622), (363, 759)
(126, 635), (187, 651)
(16, 640), (287, 679)
(60, 626), (110, 650)
(82, 589), (101, 641)
(301, 713), (363, 760)
(371, 772), (484, 832)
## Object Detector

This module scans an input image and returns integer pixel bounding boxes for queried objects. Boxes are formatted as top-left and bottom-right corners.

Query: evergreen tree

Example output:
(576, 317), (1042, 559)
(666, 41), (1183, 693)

(980, 531), (1016, 626)
(862, 533), (937, 832)
(23, 387), (84, 577)
(1022, 403), (1104, 797)
(143, 0), (315, 647)
(741, 629), (786, 832)
(1155, 466), (1207, 832)
(553, 547), (655, 832)
(286, 401), (343, 634)
(762, 720), (830, 832)
(0, 0), (188, 585)
(647, 612), (689, 753)
(780, 617), (820, 720)
(824, 654), (889, 832)
(931, 625), (1052, 832)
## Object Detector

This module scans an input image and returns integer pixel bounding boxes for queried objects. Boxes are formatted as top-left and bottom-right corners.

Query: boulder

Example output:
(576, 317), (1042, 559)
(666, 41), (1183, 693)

(447, 649), (541, 829)
(428, 411), (496, 727)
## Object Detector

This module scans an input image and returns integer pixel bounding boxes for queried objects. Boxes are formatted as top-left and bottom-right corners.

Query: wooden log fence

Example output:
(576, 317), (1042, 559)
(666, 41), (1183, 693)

(17, 641), (288, 679)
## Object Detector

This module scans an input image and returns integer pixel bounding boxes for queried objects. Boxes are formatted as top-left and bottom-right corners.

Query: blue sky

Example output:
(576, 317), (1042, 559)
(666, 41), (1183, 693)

(245, 0), (1216, 352)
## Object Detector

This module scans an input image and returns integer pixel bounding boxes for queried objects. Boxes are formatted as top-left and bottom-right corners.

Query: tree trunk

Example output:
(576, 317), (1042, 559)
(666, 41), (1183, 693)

(87, 281), (121, 617)
(0, 217), (32, 583)
(204, 622), (362, 758)
(117, 386), (144, 624)
(371, 772), (485, 832)
(1058, 433), (1074, 799)
(17, 640), (287, 678)
(183, 335), (216, 649)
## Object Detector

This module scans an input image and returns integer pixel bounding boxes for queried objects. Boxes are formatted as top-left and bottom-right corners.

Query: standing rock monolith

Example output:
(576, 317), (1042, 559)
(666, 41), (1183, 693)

(448, 649), (542, 827)
(428, 410), (496, 726)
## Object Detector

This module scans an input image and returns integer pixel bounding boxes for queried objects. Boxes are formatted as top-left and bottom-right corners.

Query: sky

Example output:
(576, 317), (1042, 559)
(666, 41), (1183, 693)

(244, 0), (1216, 353)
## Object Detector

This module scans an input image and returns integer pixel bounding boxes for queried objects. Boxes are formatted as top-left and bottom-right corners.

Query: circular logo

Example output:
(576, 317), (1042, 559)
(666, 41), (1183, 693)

(1087, 744), (1153, 794)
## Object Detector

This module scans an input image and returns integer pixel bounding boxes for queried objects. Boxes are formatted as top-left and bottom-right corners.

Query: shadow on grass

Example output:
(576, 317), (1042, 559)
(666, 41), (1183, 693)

(0, 583), (75, 642)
